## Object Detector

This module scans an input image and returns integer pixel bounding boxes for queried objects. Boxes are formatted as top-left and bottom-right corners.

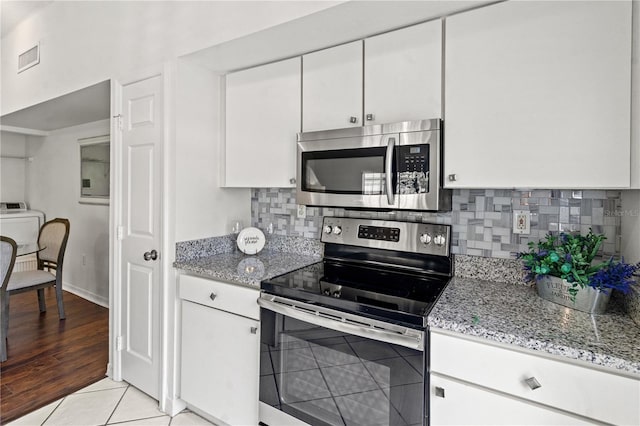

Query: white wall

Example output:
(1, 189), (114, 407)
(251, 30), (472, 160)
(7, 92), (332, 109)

(26, 119), (110, 306)
(0, 131), (28, 201)
(0, 1), (340, 116)
(174, 59), (251, 243)
(632, 0), (639, 188)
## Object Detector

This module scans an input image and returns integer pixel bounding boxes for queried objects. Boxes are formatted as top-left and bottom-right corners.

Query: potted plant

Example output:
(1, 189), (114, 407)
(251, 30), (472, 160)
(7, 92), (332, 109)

(518, 229), (639, 314)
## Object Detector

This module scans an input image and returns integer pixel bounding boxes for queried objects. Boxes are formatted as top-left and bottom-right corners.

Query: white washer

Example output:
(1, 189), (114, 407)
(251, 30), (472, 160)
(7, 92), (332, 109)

(0, 202), (45, 271)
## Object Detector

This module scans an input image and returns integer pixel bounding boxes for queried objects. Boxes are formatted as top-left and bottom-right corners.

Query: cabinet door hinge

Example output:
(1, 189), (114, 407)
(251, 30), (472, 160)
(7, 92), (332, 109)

(115, 335), (123, 351)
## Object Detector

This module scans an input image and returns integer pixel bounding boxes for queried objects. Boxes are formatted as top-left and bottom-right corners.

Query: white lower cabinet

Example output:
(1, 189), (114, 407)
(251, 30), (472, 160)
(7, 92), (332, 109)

(179, 275), (260, 426)
(430, 330), (640, 426)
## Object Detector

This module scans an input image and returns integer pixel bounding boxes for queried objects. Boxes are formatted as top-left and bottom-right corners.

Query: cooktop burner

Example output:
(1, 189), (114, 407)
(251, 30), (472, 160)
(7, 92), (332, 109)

(261, 260), (450, 329)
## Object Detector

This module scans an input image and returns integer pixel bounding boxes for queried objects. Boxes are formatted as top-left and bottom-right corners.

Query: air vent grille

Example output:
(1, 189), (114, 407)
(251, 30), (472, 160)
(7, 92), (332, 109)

(18, 43), (40, 73)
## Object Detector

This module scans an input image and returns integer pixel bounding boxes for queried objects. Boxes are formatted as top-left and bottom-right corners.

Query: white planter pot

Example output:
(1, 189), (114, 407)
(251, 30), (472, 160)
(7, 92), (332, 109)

(536, 276), (611, 314)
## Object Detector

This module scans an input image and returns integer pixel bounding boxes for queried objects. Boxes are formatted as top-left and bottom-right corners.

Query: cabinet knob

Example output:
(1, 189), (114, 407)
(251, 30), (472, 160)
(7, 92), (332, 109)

(289, 178), (296, 184)
(366, 113), (375, 121)
(250, 326), (258, 334)
(525, 377), (542, 390)
(435, 386), (445, 398)
(209, 292), (217, 301)
(448, 174), (457, 182)
(349, 116), (358, 124)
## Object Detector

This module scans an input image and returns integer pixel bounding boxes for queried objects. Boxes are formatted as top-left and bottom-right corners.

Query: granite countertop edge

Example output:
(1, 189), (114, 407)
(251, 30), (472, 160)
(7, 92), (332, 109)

(173, 250), (322, 290)
(428, 277), (640, 377)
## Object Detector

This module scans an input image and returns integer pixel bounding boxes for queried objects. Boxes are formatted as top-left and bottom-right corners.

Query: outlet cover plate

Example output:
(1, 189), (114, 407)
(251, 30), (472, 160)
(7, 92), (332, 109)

(513, 210), (530, 235)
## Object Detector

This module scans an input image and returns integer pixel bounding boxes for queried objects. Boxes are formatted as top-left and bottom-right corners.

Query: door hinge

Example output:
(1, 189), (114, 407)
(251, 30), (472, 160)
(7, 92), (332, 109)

(117, 225), (124, 241)
(113, 114), (123, 131)
(115, 335), (123, 351)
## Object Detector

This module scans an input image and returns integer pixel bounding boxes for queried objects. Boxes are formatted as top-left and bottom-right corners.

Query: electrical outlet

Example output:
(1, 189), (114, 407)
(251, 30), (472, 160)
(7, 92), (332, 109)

(513, 210), (530, 234)
(297, 204), (306, 219)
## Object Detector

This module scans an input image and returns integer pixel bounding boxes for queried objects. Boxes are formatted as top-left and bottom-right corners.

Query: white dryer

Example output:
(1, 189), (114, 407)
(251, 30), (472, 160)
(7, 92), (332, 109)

(0, 202), (45, 271)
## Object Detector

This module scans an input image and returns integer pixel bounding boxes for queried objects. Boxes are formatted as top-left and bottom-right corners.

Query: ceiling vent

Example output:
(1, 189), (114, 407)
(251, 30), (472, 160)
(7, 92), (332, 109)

(18, 43), (40, 73)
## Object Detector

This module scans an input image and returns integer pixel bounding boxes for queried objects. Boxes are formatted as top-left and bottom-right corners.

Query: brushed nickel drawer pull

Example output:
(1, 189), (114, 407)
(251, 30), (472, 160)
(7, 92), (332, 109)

(209, 292), (217, 301)
(525, 377), (542, 390)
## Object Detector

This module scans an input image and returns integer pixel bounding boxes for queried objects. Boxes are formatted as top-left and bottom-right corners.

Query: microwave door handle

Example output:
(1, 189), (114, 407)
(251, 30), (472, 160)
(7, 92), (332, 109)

(385, 136), (395, 206)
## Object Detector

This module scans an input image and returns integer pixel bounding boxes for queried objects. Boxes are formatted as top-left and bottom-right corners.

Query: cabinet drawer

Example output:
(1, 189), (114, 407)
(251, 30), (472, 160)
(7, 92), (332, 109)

(430, 374), (591, 425)
(179, 274), (260, 320)
(430, 331), (640, 425)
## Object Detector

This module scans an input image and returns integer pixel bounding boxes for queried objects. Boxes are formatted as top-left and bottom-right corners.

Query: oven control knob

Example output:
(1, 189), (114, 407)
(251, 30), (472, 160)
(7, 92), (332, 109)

(332, 226), (342, 235)
(323, 225), (333, 234)
(434, 234), (446, 246)
(419, 233), (432, 245)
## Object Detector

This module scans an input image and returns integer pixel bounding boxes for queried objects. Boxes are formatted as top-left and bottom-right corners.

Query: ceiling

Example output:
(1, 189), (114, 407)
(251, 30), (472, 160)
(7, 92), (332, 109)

(0, 80), (111, 132)
(1, 0), (53, 37)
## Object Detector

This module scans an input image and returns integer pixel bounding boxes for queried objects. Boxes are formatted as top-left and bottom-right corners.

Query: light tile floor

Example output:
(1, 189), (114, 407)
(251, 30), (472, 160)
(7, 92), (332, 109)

(8, 378), (218, 426)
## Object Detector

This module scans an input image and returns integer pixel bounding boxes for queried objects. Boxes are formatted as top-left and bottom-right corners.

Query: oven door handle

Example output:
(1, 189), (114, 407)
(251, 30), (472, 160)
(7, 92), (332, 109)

(385, 136), (396, 206)
(258, 295), (424, 351)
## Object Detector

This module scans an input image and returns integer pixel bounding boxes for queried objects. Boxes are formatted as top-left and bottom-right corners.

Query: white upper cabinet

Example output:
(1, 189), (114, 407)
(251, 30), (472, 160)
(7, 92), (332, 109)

(225, 57), (301, 188)
(303, 20), (443, 132)
(364, 20), (442, 124)
(444, 1), (632, 189)
(302, 41), (363, 132)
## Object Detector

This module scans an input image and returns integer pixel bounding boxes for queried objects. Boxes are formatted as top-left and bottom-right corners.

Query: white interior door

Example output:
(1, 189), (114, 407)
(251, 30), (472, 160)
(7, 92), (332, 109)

(119, 74), (163, 399)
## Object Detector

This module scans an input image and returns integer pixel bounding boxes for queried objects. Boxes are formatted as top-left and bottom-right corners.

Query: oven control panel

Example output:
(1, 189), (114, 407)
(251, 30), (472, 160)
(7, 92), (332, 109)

(321, 217), (450, 256)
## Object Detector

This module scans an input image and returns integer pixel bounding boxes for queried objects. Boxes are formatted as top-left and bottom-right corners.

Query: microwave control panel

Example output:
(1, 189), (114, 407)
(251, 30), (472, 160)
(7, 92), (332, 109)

(397, 145), (428, 173)
(397, 145), (429, 194)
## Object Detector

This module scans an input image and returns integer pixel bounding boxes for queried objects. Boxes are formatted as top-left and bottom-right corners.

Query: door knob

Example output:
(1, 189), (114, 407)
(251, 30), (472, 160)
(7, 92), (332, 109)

(349, 116), (358, 124)
(143, 249), (158, 261)
(366, 113), (375, 121)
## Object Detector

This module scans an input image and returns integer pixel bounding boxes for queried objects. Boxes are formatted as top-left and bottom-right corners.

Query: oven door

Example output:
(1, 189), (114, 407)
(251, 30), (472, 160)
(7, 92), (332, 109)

(258, 295), (426, 426)
(297, 134), (399, 209)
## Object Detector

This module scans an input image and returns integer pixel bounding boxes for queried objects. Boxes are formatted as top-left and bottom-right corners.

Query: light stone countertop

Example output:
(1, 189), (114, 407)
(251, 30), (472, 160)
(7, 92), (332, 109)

(174, 245), (640, 377)
(174, 249), (322, 289)
(428, 276), (640, 376)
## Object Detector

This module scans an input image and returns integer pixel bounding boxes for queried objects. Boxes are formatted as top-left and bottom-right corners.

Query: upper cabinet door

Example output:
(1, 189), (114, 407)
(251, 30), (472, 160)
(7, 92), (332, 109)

(302, 41), (363, 132)
(225, 57), (301, 188)
(364, 20), (442, 124)
(444, 1), (632, 189)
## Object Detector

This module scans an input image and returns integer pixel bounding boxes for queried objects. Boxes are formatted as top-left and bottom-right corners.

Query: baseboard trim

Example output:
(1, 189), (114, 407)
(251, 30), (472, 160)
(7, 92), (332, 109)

(64, 282), (109, 308)
(163, 396), (187, 417)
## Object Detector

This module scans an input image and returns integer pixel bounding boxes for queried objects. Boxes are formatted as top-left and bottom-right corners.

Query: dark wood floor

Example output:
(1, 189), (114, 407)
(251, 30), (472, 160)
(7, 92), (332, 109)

(0, 287), (109, 424)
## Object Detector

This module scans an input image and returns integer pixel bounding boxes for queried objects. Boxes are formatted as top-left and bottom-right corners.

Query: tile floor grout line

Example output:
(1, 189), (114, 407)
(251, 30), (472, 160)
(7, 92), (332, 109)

(106, 414), (169, 425)
(75, 386), (129, 395)
(39, 397), (65, 426)
(103, 384), (130, 425)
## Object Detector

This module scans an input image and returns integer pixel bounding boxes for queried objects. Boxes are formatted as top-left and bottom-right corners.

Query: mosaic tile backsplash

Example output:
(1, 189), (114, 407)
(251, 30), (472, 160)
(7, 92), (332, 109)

(251, 188), (622, 259)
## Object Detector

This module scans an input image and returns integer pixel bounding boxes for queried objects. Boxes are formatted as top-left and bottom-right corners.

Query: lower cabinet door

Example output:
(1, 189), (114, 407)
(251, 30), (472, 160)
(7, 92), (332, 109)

(430, 374), (592, 426)
(181, 300), (259, 425)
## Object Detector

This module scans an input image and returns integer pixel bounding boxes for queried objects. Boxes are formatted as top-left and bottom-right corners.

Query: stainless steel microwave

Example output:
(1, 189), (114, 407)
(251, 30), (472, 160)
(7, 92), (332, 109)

(296, 119), (451, 211)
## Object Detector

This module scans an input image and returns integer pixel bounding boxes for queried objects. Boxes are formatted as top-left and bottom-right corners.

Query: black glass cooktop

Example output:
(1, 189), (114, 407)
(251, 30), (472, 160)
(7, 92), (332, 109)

(261, 260), (450, 329)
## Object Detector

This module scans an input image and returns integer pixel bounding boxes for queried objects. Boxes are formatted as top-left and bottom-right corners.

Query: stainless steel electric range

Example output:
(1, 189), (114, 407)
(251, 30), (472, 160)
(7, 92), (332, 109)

(258, 217), (453, 426)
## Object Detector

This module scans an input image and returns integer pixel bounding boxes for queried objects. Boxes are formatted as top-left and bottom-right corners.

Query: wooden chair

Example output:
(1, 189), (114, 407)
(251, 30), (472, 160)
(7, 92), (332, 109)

(1, 236), (18, 362)
(6, 218), (70, 328)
